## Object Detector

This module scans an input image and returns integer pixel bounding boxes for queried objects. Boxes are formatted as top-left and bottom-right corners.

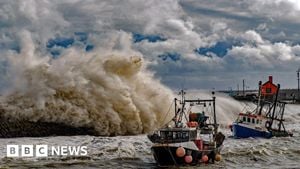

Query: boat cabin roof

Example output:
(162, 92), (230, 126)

(160, 127), (196, 132)
(238, 113), (259, 118)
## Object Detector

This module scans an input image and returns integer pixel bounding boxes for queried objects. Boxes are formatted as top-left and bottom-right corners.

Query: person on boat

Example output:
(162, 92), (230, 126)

(198, 111), (209, 128)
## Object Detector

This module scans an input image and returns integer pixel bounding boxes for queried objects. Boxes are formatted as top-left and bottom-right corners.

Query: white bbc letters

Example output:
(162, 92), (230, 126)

(21, 145), (34, 157)
(36, 145), (48, 157)
(6, 145), (87, 157)
(7, 145), (19, 157)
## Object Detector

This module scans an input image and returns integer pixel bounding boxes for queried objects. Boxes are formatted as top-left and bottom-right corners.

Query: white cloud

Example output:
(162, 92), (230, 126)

(0, 0), (300, 90)
(243, 30), (264, 44)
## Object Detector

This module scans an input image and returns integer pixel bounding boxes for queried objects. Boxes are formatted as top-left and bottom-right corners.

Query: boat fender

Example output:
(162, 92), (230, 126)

(176, 146), (185, 157)
(185, 155), (193, 163)
(265, 121), (271, 129)
(215, 154), (222, 161)
(201, 155), (208, 163)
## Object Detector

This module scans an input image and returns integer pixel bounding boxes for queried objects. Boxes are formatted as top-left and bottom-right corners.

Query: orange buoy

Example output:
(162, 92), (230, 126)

(184, 155), (193, 163)
(215, 154), (222, 161)
(187, 121), (198, 127)
(201, 155), (208, 163)
(176, 146), (186, 157)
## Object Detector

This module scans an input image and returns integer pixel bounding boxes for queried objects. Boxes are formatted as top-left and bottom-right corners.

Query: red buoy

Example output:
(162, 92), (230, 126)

(185, 155), (193, 163)
(176, 146), (185, 157)
(202, 155), (208, 163)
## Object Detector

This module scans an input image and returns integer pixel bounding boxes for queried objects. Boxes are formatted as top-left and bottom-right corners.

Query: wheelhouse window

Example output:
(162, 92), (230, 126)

(167, 131), (173, 138)
(160, 131), (173, 139)
(160, 131), (166, 139)
(176, 132), (182, 138)
(247, 117), (250, 123)
(160, 131), (191, 140)
(182, 132), (189, 139)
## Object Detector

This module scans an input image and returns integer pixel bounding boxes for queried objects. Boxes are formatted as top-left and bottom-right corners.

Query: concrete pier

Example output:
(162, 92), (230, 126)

(221, 88), (300, 103)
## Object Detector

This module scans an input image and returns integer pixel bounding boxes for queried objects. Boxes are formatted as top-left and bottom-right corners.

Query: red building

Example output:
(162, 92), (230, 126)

(261, 76), (278, 96)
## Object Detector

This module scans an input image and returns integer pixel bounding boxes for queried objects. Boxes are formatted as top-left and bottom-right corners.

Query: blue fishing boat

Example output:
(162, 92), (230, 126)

(231, 113), (272, 138)
(231, 81), (293, 138)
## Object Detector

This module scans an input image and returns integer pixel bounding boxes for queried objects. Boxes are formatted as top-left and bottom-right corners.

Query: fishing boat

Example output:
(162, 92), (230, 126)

(148, 90), (225, 167)
(230, 81), (293, 138)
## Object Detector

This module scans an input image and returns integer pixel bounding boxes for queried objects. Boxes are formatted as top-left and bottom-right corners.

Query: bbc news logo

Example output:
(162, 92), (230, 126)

(6, 145), (88, 157)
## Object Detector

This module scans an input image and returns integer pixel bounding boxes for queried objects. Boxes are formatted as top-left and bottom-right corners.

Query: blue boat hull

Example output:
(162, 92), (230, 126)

(232, 123), (272, 138)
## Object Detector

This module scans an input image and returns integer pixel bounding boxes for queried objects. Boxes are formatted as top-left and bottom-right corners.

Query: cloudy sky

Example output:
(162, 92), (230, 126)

(1, 0), (300, 90)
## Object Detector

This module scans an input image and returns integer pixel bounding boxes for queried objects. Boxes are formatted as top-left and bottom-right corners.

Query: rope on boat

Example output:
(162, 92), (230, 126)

(160, 100), (175, 128)
(184, 106), (193, 123)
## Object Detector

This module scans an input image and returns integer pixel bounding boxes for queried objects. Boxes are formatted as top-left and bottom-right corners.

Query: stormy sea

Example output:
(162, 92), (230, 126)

(0, 92), (299, 169)
(2, 0), (300, 168)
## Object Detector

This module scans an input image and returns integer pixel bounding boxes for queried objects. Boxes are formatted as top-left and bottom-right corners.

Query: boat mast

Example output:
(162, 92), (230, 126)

(278, 102), (286, 131)
(173, 90), (186, 127)
(269, 84), (280, 128)
(212, 92), (217, 134)
(174, 98), (177, 118)
(173, 90), (217, 130)
(257, 81), (263, 115)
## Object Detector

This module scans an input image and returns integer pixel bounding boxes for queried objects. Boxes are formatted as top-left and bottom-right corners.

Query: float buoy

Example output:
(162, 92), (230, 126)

(184, 155), (193, 163)
(265, 121), (271, 129)
(201, 155), (208, 163)
(176, 146), (186, 157)
(215, 154), (222, 161)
